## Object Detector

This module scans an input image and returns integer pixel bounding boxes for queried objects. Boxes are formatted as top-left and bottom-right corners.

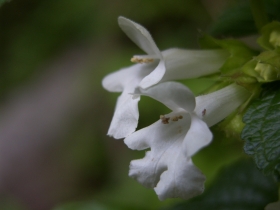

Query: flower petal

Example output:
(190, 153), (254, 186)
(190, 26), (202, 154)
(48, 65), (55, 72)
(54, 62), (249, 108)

(125, 113), (205, 200)
(154, 156), (205, 200)
(125, 111), (190, 150)
(107, 92), (140, 139)
(161, 49), (229, 81)
(183, 114), (212, 158)
(102, 64), (153, 92)
(139, 60), (166, 89)
(125, 112), (189, 186)
(135, 81), (196, 113)
(103, 60), (158, 139)
(194, 84), (250, 127)
(118, 16), (161, 57)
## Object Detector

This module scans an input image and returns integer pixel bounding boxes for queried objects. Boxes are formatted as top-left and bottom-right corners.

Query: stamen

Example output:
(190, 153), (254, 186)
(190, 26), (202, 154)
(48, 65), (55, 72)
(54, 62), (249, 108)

(160, 115), (183, 124)
(160, 115), (170, 124)
(172, 116), (179, 121)
(172, 115), (183, 121)
(131, 57), (154, 64)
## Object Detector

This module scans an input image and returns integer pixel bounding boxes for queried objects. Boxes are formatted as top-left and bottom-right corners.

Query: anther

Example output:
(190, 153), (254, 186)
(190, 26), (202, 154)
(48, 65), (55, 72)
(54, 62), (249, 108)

(160, 115), (170, 124)
(131, 57), (154, 64)
(172, 116), (179, 121)
(172, 115), (183, 121)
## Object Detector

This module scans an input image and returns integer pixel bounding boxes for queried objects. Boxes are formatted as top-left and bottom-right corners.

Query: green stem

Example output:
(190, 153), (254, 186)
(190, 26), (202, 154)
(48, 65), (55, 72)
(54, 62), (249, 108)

(249, 0), (269, 32)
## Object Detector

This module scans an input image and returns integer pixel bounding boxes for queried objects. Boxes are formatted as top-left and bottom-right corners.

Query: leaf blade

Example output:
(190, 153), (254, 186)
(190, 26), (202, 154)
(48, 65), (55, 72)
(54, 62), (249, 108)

(242, 81), (280, 178)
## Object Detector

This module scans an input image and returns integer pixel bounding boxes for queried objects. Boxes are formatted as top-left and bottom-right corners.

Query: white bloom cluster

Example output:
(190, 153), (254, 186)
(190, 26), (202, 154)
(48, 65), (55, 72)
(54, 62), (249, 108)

(102, 17), (250, 200)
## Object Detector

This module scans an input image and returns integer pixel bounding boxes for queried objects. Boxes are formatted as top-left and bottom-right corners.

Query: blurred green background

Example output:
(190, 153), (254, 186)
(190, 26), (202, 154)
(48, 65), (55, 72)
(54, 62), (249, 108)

(0, 0), (250, 209)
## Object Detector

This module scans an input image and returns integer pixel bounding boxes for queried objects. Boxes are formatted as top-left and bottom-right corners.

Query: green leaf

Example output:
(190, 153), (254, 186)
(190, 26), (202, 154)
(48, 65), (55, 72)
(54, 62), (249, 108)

(165, 159), (278, 210)
(242, 81), (280, 179)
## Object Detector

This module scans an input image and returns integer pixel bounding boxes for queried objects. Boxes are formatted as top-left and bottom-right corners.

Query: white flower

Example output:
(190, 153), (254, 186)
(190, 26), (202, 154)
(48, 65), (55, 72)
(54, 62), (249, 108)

(102, 16), (228, 139)
(124, 82), (250, 200)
